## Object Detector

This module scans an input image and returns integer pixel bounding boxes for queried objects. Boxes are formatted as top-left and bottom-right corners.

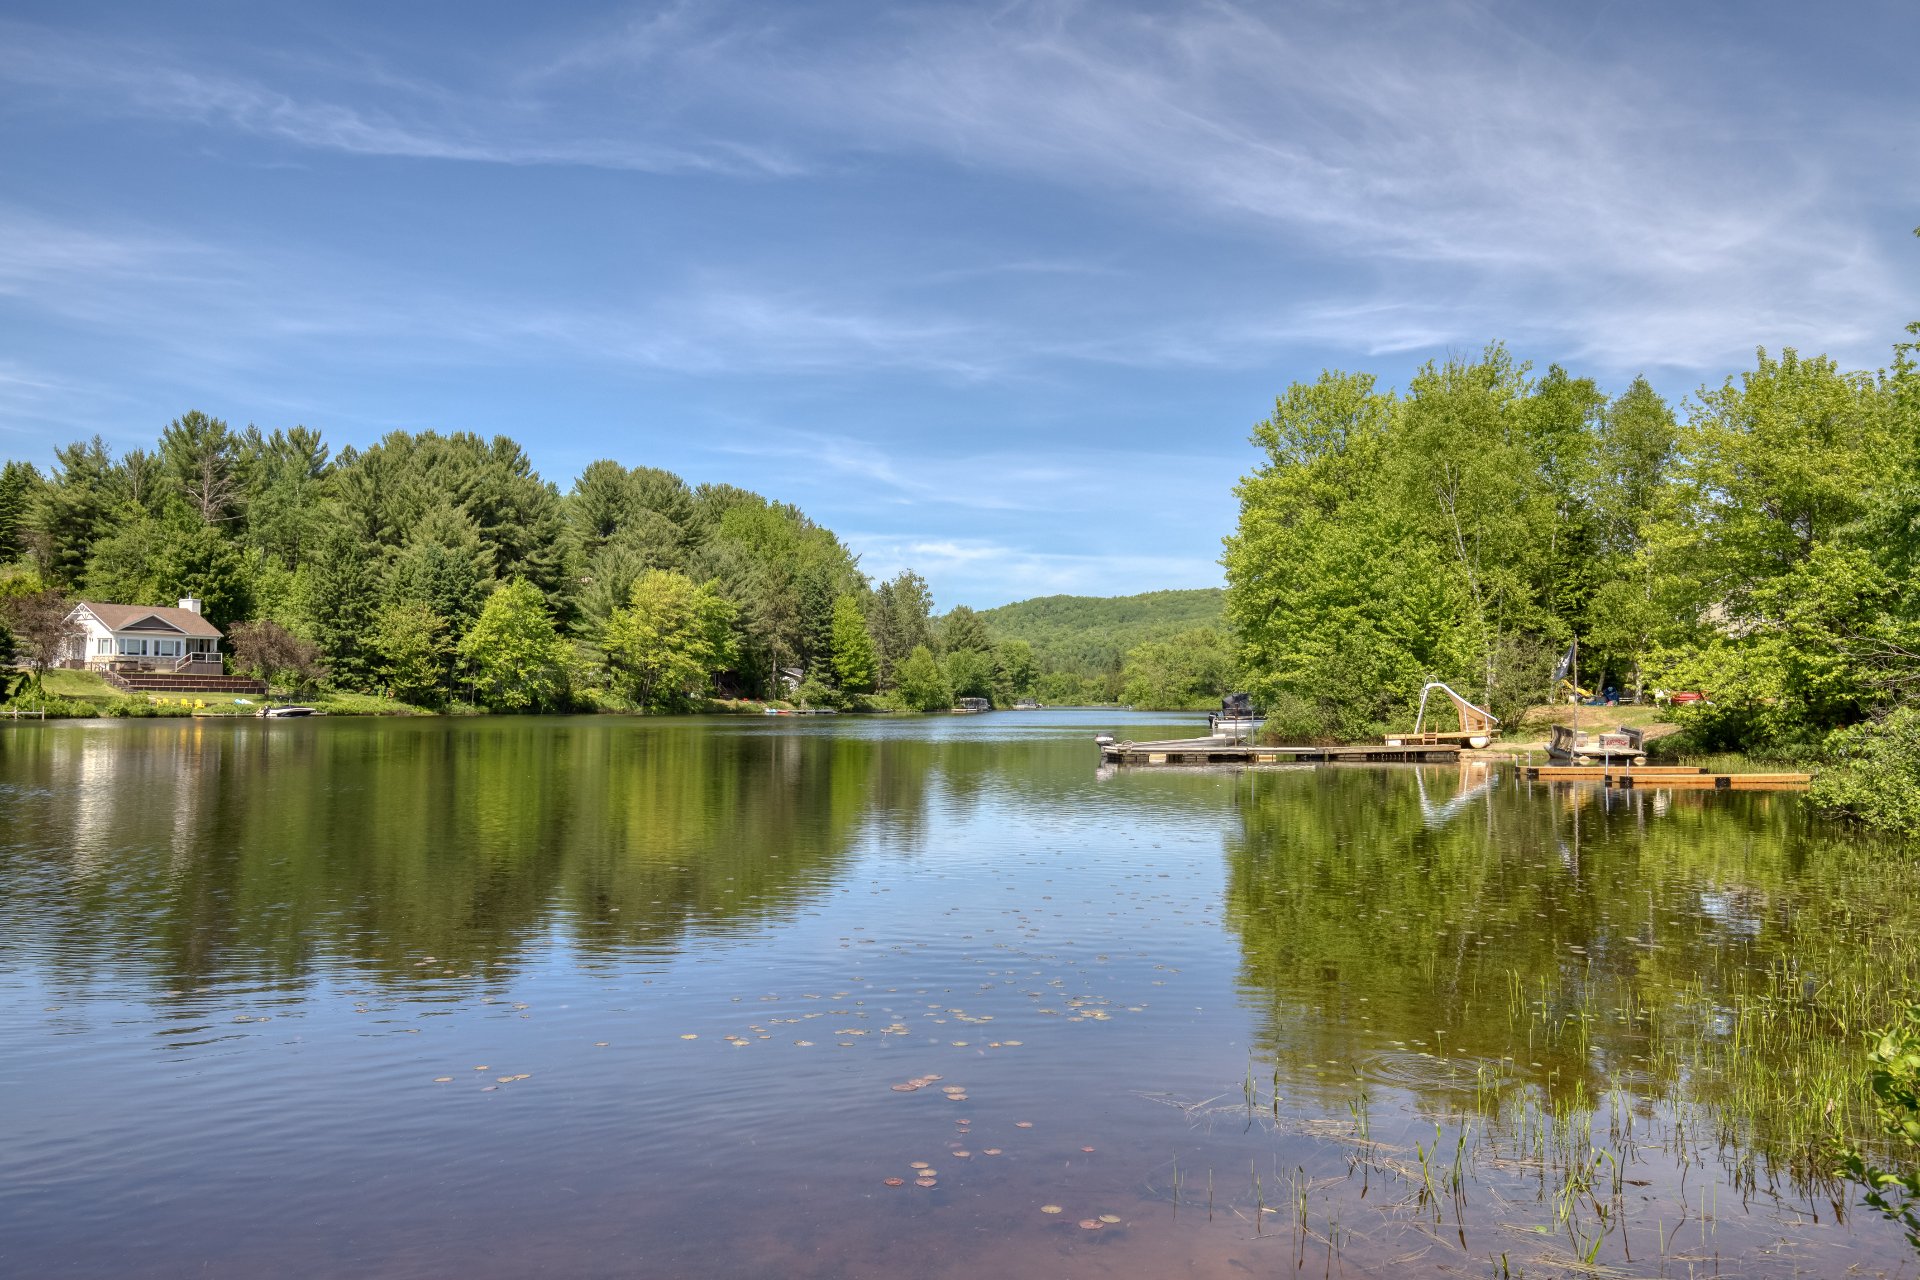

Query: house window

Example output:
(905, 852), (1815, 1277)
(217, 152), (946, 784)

(117, 638), (149, 657)
(96, 638), (112, 655)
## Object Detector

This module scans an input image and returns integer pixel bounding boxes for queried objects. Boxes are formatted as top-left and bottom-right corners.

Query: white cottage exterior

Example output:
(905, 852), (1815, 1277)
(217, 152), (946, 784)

(64, 598), (225, 673)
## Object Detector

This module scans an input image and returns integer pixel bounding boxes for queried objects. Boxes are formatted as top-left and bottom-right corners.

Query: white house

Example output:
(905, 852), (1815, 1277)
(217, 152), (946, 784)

(64, 598), (225, 672)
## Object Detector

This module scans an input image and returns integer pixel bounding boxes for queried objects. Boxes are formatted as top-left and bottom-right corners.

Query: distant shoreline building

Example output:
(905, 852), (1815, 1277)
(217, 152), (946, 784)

(63, 598), (224, 674)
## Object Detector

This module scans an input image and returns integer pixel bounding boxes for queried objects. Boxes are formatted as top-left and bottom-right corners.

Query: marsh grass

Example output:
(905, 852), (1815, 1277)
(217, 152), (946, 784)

(1147, 949), (1920, 1274)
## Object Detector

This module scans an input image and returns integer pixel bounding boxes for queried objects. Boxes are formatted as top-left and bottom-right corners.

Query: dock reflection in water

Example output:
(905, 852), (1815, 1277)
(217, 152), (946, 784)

(0, 713), (1913, 1278)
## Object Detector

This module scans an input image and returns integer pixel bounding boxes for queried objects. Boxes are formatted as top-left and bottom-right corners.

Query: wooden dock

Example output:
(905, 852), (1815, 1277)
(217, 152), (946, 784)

(1522, 764), (1810, 791)
(1100, 738), (1461, 766)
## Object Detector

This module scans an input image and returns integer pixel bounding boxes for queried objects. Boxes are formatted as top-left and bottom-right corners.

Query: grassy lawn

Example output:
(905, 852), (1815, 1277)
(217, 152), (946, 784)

(15, 668), (431, 717)
(37, 668), (119, 701)
(308, 689), (432, 715)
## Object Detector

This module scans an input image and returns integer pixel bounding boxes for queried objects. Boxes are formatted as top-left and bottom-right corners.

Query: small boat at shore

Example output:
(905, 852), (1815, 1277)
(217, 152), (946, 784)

(1546, 723), (1646, 766)
(1208, 692), (1265, 740)
(258, 705), (318, 718)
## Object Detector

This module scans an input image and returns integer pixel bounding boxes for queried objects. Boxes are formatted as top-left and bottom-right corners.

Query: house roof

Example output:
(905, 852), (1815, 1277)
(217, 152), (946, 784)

(76, 602), (224, 639)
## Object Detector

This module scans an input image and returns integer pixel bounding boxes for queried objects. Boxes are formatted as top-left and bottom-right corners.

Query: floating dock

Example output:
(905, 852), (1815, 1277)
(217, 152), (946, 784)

(1522, 764), (1810, 791)
(1100, 738), (1461, 766)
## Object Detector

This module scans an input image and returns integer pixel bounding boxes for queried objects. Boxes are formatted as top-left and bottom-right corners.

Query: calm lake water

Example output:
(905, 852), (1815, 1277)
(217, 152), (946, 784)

(3, 711), (1918, 1277)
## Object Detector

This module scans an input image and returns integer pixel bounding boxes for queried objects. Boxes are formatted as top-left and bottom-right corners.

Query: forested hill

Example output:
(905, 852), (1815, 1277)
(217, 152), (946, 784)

(974, 588), (1224, 680)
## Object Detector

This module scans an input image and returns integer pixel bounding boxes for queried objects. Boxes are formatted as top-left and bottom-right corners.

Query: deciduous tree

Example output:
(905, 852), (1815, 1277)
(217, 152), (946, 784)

(458, 579), (571, 711)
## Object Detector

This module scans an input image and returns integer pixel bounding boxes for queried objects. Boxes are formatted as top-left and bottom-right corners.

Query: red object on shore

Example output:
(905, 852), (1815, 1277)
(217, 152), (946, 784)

(1668, 691), (1706, 704)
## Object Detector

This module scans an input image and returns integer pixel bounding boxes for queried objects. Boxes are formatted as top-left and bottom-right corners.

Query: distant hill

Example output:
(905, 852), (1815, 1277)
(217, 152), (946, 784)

(973, 588), (1226, 676)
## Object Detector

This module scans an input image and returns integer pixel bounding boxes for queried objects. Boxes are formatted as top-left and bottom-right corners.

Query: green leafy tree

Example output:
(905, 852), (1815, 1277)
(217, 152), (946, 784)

(0, 585), (78, 690)
(944, 647), (994, 701)
(871, 570), (935, 683)
(371, 602), (451, 706)
(994, 638), (1036, 700)
(296, 520), (379, 688)
(383, 505), (493, 645)
(239, 425), (331, 569)
(601, 570), (735, 710)
(228, 620), (327, 696)
(81, 511), (165, 604)
(1119, 628), (1233, 709)
(940, 604), (993, 654)
(893, 644), (951, 712)
(152, 516), (252, 630)
(830, 594), (878, 693)
(458, 579), (571, 711)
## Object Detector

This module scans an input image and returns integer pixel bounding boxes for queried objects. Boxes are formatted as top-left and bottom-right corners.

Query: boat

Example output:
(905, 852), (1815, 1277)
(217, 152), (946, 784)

(1207, 692), (1265, 740)
(950, 697), (991, 714)
(1011, 698), (1040, 710)
(1546, 723), (1646, 766)
(258, 705), (318, 718)
(1383, 682), (1499, 749)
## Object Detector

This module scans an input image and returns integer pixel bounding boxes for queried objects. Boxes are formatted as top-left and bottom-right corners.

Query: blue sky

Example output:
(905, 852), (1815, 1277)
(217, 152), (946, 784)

(0, 1), (1914, 608)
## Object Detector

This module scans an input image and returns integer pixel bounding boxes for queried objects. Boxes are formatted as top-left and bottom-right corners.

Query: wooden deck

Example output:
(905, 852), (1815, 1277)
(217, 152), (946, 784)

(1522, 764), (1810, 791)
(1100, 738), (1461, 766)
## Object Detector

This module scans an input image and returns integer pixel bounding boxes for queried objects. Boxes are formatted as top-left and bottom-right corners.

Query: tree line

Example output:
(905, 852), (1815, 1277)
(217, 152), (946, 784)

(1223, 319), (1920, 828)
(0, 419), (1036, 712)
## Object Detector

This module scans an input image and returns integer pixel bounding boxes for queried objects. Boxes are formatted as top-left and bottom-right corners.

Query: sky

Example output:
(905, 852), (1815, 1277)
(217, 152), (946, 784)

(0, 1), (1914, 609)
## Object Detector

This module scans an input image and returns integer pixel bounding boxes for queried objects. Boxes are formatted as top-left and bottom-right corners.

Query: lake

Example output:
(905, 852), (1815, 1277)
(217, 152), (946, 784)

(2, 710), (1917, 1277)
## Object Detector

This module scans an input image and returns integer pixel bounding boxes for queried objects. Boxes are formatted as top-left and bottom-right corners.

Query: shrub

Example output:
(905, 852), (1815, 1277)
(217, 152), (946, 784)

(1839, 1003), (1920, 1248)
(1812, 709), (1920, 838)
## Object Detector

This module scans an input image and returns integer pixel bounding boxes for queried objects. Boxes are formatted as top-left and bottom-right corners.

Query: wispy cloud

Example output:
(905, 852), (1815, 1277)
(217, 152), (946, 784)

(4, 5), (1907, 375)
(0, 206), (1009, 384)
(582, 0), (1902, 372)
(708, 424), (1236, 517)
(0, 20), (802, 177)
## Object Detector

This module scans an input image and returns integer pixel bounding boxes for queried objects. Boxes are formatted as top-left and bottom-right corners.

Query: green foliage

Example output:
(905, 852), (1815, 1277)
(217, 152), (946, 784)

(870, 571), (935, 682)
(295, 522), (379, 686)
(35, 437), (118, 587)
(601, 570), (736, 711)
(81, 511), (165, 604)
(371, 602), (451, 707)
(793, 671), (841, 710)
(894, 645), (951, 712)
(152, 515), (252, 630)
(3, 416), (908, 710)
(939, 604), (993, 655)
(993, 638), (1036, 700)
(228, 620), (327, 696)
(1224, 366), (1492, 738)
(1838, 1004), (1920, 1248)
(457, 579), (571, 712)
(1813, 709), (1920, 838)
(1119, 627), (1234, 709)
(0, 460), (40, 563)
(1227, 330), (1920, 751)
(160, 410), (240, 525)
(829, 594), (877, 693)
(973, 589), (1224, 696)
(943, 647), (994, 701)
(0, 582), (77, 690)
